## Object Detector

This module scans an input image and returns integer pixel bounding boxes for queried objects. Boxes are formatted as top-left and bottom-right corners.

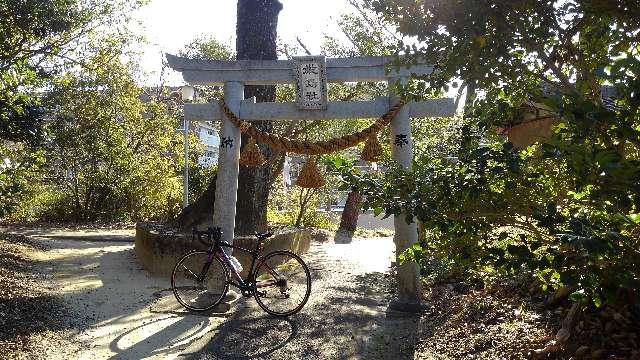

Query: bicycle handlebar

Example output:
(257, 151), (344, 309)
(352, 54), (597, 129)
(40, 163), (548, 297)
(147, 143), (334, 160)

(256, 232), (273, 239)
(192, 226), (223, 245)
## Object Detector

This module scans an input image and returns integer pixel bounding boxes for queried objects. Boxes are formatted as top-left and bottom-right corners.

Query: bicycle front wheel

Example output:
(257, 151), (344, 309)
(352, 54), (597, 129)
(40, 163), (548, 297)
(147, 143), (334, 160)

(171, 251), (229, 312)
(253, 250), (311, 316)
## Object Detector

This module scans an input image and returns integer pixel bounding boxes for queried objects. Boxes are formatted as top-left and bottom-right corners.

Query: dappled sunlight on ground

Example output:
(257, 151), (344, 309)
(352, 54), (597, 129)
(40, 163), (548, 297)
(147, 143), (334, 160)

(4, 227), (415, 359)
(9, 229), (228, 360)
(187, 237), (422, 360)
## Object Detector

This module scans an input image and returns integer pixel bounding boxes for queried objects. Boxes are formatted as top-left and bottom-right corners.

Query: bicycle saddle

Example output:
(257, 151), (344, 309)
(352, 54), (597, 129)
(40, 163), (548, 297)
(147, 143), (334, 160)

(256, 232), (273, 239)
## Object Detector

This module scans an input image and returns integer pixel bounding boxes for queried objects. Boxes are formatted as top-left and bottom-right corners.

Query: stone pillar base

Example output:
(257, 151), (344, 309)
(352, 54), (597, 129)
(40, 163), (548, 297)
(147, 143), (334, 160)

(334, 229), (354, 244)
(386, 299), (430, 316)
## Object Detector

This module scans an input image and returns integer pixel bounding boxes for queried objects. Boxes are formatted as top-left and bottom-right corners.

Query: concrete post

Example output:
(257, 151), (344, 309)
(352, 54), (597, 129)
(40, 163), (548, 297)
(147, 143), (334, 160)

(213, 81), (243, 255)
(182, 117), (189, 209)
(388, 77), (423, 312)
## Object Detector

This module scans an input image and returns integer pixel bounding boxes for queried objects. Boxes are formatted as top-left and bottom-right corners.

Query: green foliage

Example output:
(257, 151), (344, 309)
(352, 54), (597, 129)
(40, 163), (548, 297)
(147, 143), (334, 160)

(0, 145), (45, 218)
(177, 37), (233, 103)
(267, 204), (338, 230)
(267, 172), (339, 230)
(0, 0), (167, 222)
(351, 0), (640, 306)
(271, 4), (398, 166)
(0, 0), (142, 144)
(1, 0), (78, 143)
(353, 227), (394, 238)
(267, 14), (398, 216)
(179, 36), (234, 61)
(188, 163), (217, 203)
(40, 50), (182, 222)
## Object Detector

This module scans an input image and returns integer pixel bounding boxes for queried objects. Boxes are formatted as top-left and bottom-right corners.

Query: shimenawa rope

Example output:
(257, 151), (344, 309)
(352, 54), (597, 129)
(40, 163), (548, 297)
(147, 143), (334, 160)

(219, 99), (404, 156)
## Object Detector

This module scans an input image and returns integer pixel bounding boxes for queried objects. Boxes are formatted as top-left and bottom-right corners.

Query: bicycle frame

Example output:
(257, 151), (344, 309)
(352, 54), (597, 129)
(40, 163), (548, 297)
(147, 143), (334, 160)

(198, 239), (281, 294)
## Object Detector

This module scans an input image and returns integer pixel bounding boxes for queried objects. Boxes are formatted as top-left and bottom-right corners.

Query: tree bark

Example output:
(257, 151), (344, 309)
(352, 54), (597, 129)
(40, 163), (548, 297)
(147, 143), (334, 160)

(234, 0), (282, 235)
(171, 1), (282, 232)
(335, 190), (361, 243)
(171, 174), (217, 231)
(338, 190), (362, 232)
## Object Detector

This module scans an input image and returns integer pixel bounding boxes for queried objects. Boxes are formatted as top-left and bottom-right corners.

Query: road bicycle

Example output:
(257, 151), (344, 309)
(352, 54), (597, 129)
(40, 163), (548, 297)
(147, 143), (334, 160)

(171, 227), (311, 316)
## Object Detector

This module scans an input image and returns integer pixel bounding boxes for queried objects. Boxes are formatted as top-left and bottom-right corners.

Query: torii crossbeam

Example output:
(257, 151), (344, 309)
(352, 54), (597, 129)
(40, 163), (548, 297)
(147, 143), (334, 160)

(167, 54), (456, 312)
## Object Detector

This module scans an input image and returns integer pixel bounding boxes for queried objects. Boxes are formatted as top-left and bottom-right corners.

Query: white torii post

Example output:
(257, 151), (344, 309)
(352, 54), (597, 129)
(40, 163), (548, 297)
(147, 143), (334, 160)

(213, 81), (243, 254)
(388, 77), (422, 310)
(167, 54), (455, 311)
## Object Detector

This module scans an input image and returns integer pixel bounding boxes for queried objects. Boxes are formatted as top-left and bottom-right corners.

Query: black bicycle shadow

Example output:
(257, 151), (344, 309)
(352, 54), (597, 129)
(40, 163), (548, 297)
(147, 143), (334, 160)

(181, 272), (423, 360)
(148, 288), (234, 318)
(182, 304), (299, 360)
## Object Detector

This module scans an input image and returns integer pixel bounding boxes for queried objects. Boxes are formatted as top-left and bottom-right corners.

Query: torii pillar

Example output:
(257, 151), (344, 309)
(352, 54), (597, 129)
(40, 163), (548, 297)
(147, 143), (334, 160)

(388, 77), (423, 312)
(212, 81), (243, 255)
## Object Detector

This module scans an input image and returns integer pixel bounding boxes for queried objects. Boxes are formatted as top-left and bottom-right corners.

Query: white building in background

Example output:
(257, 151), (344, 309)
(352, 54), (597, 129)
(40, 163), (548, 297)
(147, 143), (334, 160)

(140, 86), (220, 167)
(282, 155), (292, 188)
(193, 121), (219, 167)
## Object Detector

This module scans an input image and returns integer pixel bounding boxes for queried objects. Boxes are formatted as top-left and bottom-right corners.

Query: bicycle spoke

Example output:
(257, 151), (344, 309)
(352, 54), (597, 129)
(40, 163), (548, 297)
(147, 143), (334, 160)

(172, 252), (229, 312)
(253, 251), (311, 316)
(181, 264), (199, 280)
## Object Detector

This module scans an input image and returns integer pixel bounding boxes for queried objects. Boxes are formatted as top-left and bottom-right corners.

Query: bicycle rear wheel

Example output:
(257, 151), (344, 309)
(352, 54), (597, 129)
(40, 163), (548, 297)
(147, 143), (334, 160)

(171, 251), (229, 312)
(253, 250), (311, 316)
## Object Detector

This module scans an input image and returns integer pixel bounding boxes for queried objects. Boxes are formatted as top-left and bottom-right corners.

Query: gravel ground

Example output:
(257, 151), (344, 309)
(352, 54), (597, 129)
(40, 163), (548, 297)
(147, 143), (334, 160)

(184, 237), (424, 360)
(1, 227), (422, 360)
(0, 227), (229, 360)
(0, 233), (78, 360)
(3, 226), (637, 359)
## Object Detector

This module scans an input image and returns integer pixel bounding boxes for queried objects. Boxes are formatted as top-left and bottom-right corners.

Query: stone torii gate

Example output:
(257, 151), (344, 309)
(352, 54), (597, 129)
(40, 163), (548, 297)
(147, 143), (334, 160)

(167, 54), (456, 311)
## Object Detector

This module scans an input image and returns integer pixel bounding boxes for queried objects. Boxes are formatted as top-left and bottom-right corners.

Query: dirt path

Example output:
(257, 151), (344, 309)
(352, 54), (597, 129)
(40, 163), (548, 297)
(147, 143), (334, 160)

(185, 238), (423, 360)
(3, 227), (229, 360)
(3, 227), (424, 359)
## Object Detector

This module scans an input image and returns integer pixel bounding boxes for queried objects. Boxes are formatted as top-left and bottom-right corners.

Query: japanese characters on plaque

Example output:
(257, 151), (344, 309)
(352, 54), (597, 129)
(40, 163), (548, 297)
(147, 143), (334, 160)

(292, 56), (328, 110)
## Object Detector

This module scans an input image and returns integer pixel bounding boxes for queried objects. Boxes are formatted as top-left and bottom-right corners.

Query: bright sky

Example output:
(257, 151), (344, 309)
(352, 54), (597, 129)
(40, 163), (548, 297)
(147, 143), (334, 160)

(134, 0), (354, 85)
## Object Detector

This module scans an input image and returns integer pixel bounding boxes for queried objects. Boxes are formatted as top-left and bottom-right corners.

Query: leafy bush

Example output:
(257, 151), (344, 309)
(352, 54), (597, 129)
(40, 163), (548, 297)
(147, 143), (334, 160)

(267, 207), (338, 230)
(35, 51), (183, 222)
(6, 185), (71, 222)
(0, 146), (45, 218)
(267, 172), (339, 230)
(349, 0), (640, 307)
(342, 107), (640, 306)
(188, 163), (217, 203)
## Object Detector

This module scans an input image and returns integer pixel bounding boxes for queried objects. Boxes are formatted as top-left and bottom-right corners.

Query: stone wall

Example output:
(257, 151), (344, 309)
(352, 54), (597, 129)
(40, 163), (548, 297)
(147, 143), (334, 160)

(134, 222), (312, 278)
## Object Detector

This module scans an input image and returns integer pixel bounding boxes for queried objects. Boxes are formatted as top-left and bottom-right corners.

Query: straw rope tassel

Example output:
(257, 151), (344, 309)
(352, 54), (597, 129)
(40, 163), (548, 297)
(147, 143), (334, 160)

(295, 158), (325, 188)
(239, 137), (266, 166)
(360, 134), (383, 162)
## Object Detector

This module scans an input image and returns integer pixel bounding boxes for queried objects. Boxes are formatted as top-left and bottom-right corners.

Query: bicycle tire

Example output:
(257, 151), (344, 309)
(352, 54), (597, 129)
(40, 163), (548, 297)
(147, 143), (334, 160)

(253, 250), (311, 316)
(171, 251), (229, 312)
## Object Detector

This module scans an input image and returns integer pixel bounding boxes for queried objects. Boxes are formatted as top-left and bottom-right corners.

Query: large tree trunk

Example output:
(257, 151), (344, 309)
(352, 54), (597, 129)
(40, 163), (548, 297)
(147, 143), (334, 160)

(171, 1), (281, 232)
(338, 190), (362, 232)
(335, 190), (362, 243)
(171, 174), (217, 231)
(234, 0), (282, 235)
